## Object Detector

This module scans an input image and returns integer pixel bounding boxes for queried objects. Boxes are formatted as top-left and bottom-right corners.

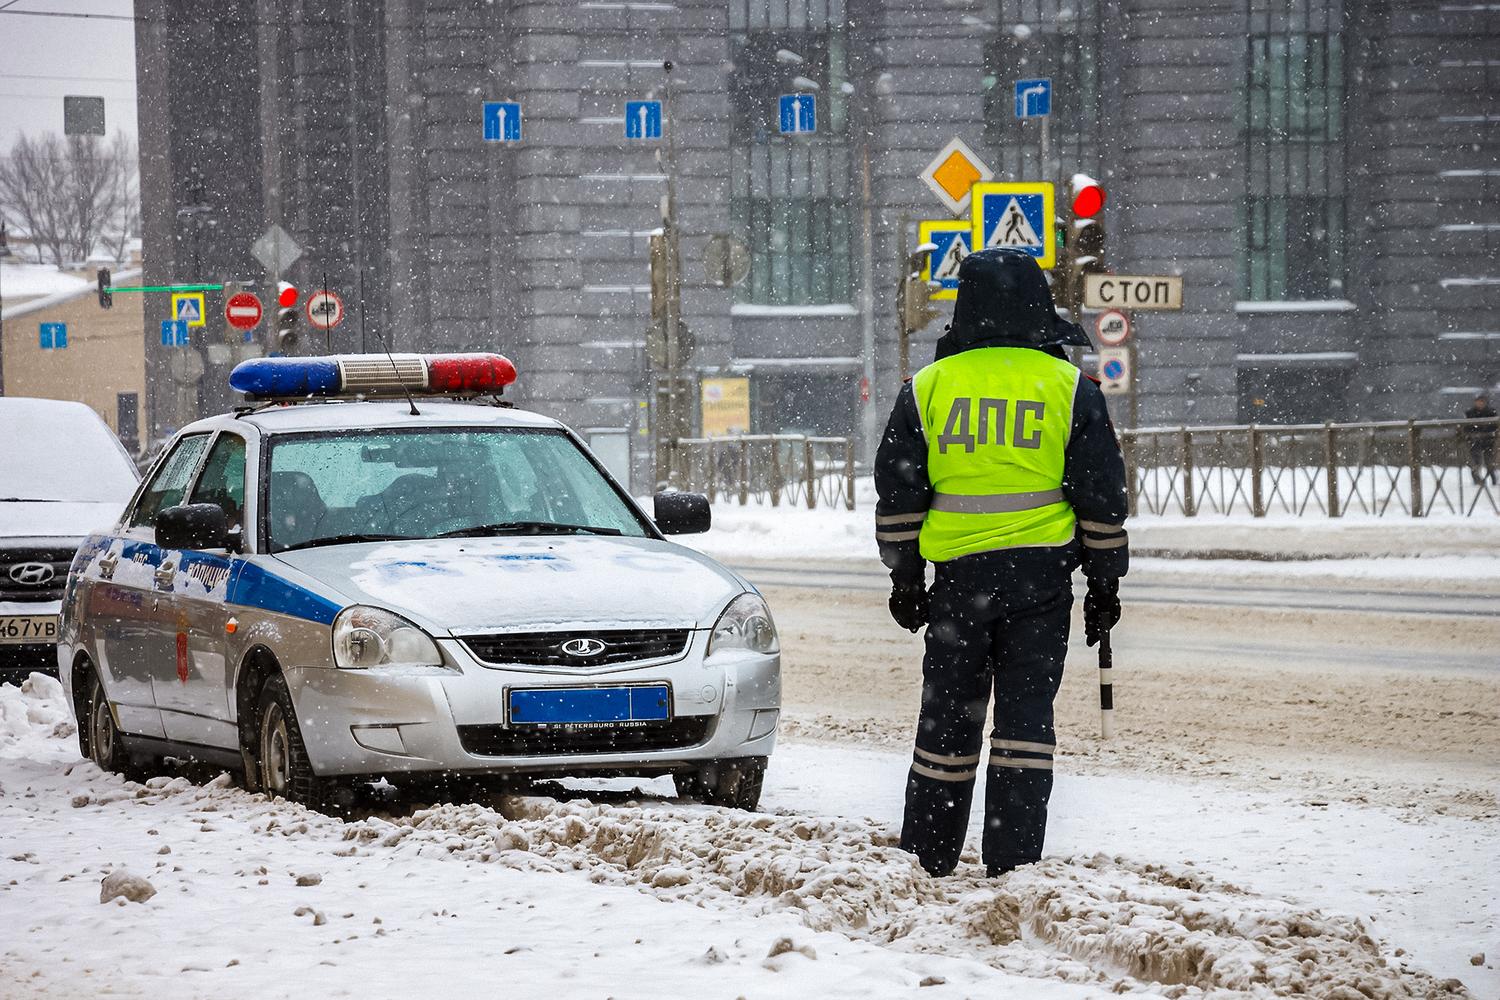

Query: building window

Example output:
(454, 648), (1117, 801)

(982, 2), (1102, 182)
(1243, 4), (1347, 300)
(729, 2), (853, 306)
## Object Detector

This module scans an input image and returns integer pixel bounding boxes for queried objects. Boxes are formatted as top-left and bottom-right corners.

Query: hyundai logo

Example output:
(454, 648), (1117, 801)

(9, 562), (55, 587)
(561, 637), (608, 658)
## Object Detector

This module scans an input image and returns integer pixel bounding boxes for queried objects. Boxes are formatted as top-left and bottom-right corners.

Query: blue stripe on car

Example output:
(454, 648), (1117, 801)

(227, 561), (342, 625)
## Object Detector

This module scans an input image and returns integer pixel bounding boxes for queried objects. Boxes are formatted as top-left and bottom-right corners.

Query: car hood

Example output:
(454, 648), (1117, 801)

(0, 500), (123, 543)
(271, 534), (746, 633)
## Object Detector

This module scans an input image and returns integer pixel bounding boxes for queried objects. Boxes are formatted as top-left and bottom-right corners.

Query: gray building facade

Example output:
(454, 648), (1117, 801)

(135, 0), (1499, 481)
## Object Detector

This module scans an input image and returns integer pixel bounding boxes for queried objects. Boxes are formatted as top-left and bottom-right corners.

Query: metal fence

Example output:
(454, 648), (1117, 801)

(671, 435), (856, 510)
(1121, 418), (1500, 518)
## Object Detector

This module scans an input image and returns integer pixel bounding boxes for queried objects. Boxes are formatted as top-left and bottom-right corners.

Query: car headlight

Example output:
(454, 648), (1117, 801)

(332, 606), (443, 669)
(707, 593), (779, 657)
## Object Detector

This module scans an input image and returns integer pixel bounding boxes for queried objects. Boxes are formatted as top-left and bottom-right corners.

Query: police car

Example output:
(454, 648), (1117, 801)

(57, 353), (780, 810)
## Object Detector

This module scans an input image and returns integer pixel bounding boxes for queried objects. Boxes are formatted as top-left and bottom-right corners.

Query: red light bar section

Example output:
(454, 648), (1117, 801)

(427, 353), (518, 393)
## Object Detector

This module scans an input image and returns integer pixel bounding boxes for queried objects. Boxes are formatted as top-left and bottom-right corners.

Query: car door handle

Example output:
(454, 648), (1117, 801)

(98, 552), (119, 580)
(154, 561), (177, 589)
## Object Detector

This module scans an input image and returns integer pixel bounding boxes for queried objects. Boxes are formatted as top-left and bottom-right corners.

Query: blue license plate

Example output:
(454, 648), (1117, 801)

(508, 684), (671, 726)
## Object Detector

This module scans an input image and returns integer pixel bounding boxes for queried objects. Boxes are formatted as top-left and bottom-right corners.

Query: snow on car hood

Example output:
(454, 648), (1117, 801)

(273, 534), (746, 632)
(1, 500), (125, 541)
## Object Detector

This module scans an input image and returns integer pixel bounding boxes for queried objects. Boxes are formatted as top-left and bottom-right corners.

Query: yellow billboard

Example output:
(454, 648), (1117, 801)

(700, 377), (750, 437)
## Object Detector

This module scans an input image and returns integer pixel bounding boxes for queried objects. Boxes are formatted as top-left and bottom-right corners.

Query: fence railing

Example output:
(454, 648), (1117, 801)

(1121, 418), (1500, 518)
(671, 435), (856, 510)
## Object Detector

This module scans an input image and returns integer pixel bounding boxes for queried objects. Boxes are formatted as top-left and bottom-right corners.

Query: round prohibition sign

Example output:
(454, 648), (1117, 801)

(224, 292), (263, 330)
(1095, 309), (1130, 347)
(305, 290), (345, 330)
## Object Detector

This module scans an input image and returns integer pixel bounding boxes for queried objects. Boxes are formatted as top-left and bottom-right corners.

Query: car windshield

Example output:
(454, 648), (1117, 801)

(264, 427), (649, 552)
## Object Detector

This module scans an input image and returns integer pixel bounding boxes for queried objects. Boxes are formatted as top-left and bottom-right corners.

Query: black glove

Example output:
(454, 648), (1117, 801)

(888, 581), (929, 633)
(1084, 576), (1120, 647)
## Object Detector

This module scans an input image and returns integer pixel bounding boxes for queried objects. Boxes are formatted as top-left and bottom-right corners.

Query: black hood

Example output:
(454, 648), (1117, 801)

(933, 247), (1092, 362)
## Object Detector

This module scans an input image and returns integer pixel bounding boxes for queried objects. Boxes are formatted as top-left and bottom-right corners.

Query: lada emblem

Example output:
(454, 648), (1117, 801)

(561, 637), (608, 658)
(9, 562), (55, 586)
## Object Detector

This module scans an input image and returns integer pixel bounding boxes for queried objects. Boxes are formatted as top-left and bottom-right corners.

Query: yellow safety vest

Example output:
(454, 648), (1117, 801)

(911, 346), (1079, 561)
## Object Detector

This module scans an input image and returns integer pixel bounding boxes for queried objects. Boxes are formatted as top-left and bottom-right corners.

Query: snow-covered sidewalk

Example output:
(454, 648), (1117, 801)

(2, 676), (1489, 998)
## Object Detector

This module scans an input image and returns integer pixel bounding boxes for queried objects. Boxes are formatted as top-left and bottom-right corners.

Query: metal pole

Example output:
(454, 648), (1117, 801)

(1325, 422), (1340, 517)
(1181, 427), (1196, 517)
(859, 144), (877, 468)
(897, 212), (911, 380)
(1040, 115), (1052, 182)
(1407, 420), (1423, 517)
(1250, 425), (1265, 517)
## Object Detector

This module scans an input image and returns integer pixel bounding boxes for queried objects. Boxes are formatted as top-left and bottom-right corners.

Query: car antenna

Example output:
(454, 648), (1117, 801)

(321, 269), (332, 353)
(366, 265), (420, 416)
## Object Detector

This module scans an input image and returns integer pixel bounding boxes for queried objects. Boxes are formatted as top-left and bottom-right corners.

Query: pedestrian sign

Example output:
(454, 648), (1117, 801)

(483, 101), (522, 142)
(918, 220), (971, 301)
(971, 181), (1056, 269)
(39, 322), (67, 349)
(625, 100), (662, 140)
(778, 94), (816, 135)
(1015, 78), (1051, 118)
(160, 319), (188, 346)
(171, 291), (206, 327)
(920, 136), (993, 216)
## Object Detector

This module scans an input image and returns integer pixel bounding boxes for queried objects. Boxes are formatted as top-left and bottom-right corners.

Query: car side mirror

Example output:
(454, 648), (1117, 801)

(653, 492), (711, 535)
(156, 503), (230, 551)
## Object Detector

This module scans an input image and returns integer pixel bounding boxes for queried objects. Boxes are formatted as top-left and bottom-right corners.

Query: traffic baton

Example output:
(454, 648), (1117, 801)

(1098, 628), (1116, 740)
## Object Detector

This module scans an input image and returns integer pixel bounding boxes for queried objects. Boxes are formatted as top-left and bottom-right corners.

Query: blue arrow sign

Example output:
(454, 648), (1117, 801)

(778, 94), (816, 135)
(1015, 78), (1051, 118)
(160, 319), (188, 347)
(39, 322), (66, 349)
(483, 101), (522, 142)
(624, 100), (662, 140)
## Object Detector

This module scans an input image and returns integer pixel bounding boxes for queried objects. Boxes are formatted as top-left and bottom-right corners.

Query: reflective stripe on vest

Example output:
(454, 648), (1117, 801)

(912, 346), (1079, 561)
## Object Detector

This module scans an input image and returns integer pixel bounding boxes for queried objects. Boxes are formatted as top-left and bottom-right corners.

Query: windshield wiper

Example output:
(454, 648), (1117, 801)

(436, 521), (622, 538)
(0, 497), (66, 502)
(276, 532), (417, 553)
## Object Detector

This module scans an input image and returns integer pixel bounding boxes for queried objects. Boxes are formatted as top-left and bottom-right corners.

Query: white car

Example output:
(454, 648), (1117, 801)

(57, 354), (780, 809)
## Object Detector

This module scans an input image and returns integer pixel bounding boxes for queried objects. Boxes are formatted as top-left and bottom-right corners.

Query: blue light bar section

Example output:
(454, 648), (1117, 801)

(229, 357), (341, 397)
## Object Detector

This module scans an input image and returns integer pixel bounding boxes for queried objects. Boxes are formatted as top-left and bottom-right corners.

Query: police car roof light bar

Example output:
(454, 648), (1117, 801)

(228, 353), (517, 402)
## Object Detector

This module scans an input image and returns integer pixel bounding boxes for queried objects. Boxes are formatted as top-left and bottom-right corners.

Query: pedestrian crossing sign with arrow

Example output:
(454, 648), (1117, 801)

(970, 181), (1055, 269)
(918, 219), (972, 301)
(171, 291), (206, 327)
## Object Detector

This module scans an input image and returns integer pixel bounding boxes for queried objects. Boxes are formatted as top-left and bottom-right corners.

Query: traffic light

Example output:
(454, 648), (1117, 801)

(96, 267), (112, 309)
(275, 281), (299, 351)
(897, 245), (944, 378)
(1058, 174), (1108, 318)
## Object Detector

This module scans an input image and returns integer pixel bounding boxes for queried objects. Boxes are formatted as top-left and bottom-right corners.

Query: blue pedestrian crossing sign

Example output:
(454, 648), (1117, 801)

(625, 100), (662, 140)
(483, 101), (522, 142)
(160, 319), (188, 346)
(39, 322), (67, 349)
(1015, 78), (1051, 118)
(171, 291), (205, 327)
(971, 181), (1056, 269)
(778, 93), (816, 135)
(918, 219), (972, 302)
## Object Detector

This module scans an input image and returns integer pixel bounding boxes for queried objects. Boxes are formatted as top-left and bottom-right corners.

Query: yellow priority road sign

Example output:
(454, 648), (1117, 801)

(970, 181), (1056, 270)
(918, 219), (971, 301)
(171, 291), (207, 327)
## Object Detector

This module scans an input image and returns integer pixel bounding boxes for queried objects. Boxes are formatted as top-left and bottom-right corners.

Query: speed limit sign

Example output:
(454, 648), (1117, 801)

(1095, 309), (1130, 346)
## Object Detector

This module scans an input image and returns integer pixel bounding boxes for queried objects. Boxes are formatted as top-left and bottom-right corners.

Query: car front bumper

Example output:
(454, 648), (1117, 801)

(281, 631), (780, 779)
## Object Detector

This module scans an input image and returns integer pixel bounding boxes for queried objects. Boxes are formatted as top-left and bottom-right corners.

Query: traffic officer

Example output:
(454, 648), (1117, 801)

(874, 247), (1128, 877)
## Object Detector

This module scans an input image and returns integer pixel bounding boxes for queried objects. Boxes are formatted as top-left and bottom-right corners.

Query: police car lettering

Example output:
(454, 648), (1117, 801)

(936, 397), (1046, 454)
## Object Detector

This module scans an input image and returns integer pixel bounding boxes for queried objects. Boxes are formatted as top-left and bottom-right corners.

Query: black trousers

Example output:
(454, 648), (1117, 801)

(899, 553), (1072, 876)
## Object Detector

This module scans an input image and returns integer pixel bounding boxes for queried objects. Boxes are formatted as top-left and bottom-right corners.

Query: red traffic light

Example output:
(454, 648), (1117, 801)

(1070, 174), (1106, 218)
(277, 281), (299, 308)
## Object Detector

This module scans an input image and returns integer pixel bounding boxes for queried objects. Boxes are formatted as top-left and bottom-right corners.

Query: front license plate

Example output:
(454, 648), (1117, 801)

(509, 684), (671, 726)
(0, 614), (59, 644)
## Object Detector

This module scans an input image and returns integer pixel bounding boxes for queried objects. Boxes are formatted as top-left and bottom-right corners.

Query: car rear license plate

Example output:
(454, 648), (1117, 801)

(509, 684), (670, 726)
(0, 614), (58, 644)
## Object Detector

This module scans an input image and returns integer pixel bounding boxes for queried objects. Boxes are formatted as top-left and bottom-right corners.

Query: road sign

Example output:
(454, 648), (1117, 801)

(921, 136), (993, 216)
(625, 100), (662, 140)
(160, 319), (188, 347)
(1097, 346), (1131, 396)
(252, 225), (303, 275)
(63, 95), (105, 136)
(1084, 274), (1183, 310)
(919, 220), (971, 301)
(1095, 309), (1130, 346)
(305, 290), (345, 330)
(39, 322), (66, 349)
(483, 101), (522, 142)
(225, 292), (263, 330)
(172, 292), (206, 327)
(971, 181), (1056, 269)
(778, 94), (816, 134)
(1015, 78), (1052, 118)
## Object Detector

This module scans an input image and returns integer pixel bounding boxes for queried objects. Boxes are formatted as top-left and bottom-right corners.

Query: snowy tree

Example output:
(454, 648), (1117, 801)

(0, 130), (138, 267)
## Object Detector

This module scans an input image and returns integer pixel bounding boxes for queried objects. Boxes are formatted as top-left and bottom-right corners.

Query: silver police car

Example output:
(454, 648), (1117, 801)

(57, 353), (780, 809)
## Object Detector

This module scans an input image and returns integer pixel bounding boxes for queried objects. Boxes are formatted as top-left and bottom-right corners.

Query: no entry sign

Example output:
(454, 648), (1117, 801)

(225, 292), (263, 330)
(306, 290), (345, 330)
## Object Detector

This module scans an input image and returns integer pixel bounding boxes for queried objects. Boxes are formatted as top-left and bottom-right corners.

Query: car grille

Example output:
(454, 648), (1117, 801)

(0, 546), (76, 602)
(461, 629), (691, 668)
(457, 716), (712, 757)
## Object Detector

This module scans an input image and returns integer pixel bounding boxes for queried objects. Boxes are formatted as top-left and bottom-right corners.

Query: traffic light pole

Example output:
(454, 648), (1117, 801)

(652, 59), (691, 490)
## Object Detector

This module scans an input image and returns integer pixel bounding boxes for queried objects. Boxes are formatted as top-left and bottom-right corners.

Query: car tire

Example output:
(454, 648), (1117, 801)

(675, 757), (767, 811)
(84, 668), (151, 781)
(254, 674), (334, 812)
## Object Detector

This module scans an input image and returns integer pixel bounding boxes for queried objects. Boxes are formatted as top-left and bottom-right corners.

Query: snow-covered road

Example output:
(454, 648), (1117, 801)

(1, 676), (1490, 999)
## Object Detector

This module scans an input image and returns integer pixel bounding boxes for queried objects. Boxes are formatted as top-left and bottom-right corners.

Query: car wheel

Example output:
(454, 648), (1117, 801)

(85, 669), (150, 780)
(675, 757), (767, 811)
(254, 674), (333, 811)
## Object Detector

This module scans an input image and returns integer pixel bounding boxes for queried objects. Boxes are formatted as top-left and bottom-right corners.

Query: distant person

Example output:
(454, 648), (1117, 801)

(1466, 392), (1497, 485)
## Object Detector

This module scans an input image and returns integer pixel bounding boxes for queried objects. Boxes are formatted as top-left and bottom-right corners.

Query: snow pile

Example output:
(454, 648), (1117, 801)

(0, 672), (74, 750)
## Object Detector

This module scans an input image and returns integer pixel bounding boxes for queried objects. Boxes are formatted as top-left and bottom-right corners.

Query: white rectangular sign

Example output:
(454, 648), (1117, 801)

(1097, 346), (1131, 396)
(1084, 273), (1183, 311)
